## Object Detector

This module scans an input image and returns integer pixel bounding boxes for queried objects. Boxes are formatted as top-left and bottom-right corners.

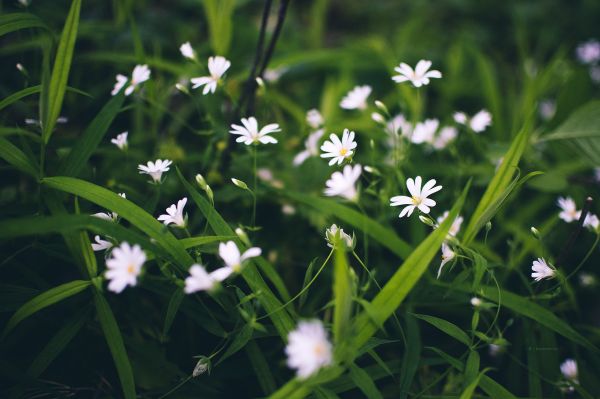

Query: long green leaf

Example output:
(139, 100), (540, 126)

(42, 0), (81, 143)
(398, 314), (420, 399)
(0, 85), (41, 112)
(2, 280), (91, 337)
(0, 137), (39, 178)
(0, 12), (49, 37)
(93, 289), (136, 399)
(332, 248), (352, 351)
(348, 363), (384, 399)
(413, 313), (471, 346)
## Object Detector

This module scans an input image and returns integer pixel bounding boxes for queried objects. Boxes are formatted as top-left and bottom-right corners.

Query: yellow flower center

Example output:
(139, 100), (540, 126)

(127, 264), (135, 274)
(339, 148), (348, 156)
(313, 343), (326, 357)
(412, 196), (422, 206)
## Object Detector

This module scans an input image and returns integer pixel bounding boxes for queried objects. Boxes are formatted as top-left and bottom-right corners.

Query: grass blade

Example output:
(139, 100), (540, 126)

(0, 137), (39, 178)
(0, 12), (49, 37)
(413, 313), (471, 346)
(348, 363), (384, 399)
(333, 248), (352, 353)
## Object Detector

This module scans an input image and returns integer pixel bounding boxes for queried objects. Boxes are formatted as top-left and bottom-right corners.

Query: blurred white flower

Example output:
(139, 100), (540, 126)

(191, 56), (231, 95)
(157, 197), (187, 227)
(432, 126), (458, 149)
(285, 320), (333, 379)
(229, 117), (280, 145)
(184, 264), (220, 293)
(320, 129), (357, 166)
(579, 272), (596, 287)
(371, 112), (386, 124)
(282, 204), (296, 215)
(411, 119), (439, 144)
(388, 114), (412, 137)
(325, 224), (355, 250)
(531, 257), (554, 282)
(390, 176), (442, 218)
(92, 193), (126, 221)
(590, 66), (600, 83)
(437, 210), (463, 237)
(576, 39), (600, 65)
(138, 159), (172, 183)
(112, 64), (150, 96)
(25, 116), (67, 127)
(595, 168), (600, 183)
(324, 164), (362, 201)
(392, 60), (442, 87)
(110, 131), (128, 150)
(306, 109), (324, 129)
(105, 242), (146, 293)
(179, 42), (195, 60)
(437, 243), (455, 278)
(560, 359), (578, 381)
(538, 100), (556, 121)
(583, 213), (599, 230)
(488, 343), (503, 357)
(91, 235), (113, 252)
(453, 112), (467, 124)
(557, 196), (579, 222)
(340, 85), (371, 110)
(215, 241), (262, 280)
(294, 129), (324, 166)
(454, 110), (492, 133)
(18, 0), (31, 6)
(470, 297), (482, 307)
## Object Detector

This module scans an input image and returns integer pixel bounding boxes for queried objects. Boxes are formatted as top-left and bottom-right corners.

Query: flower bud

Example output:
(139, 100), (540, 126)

(196, 174), (208, 190)
(231, 178), (249, 190)
(530, 226), (541, 239)
(192, 356), (211, 377)
(371, 112), (385, 124)
(419, 215), (436, 227)
(175, 83), (189, 95)
(235, 227), (251, 247)
(325, 224), (356, 251)
(374, 100), (389, 115)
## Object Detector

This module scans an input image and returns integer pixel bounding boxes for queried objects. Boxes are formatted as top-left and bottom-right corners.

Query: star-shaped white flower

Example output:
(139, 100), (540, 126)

(157, 197), (187, 227)
(110, 131), (128, 150)
(293, 129), (324, 166)
(392, 60), (442, 87)
(105, 242), (146, 293)
(91, 235), (113, 252)
(179, 41), (195, 60)
(191, 56), (231, 95)
(320, 129), (357, 166)
(138, 159), (173, 183)
(557, 196), (579, 222)
(390, 176), (442, 218)
(184, 264), (223, 293)
(340, 85), (371, 110)
(531, 257), (554, 282)
(285, 320), (333, 379)
(437, 210), (463, 238)
(325, 224), (355, 250)
(214, 241), (262, 281)
(306, 109), (324, 129)
(437, 243), (455, 278)
(454, 110), (492, 133)
(229, 117), (281, 145)
(111, 64), (151, 96)
(410, 119), (439, 144)
(560, 359), (578, 381)
(324, 164), (362, 201)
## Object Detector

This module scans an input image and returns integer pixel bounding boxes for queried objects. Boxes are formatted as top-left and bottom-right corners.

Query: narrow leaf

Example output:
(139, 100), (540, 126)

(413, 313), (471, 346)
(0, 137), (39, 178)
(0, 12), (49, 37)
(348, 363), (384, 399)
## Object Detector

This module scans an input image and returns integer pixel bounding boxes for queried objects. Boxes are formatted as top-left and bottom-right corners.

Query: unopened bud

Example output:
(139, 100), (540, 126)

(371, 112), (385, 124)
(192, 356), (211, 377)
(374, 100), (389, 115)
(175, 83), (189, 95)
(231, 178), (248, 190)
(235, 227), (251, 247)
(196, 174), (208, 190)
(419, 215), (436, 227)
(530, 226), (541, 239)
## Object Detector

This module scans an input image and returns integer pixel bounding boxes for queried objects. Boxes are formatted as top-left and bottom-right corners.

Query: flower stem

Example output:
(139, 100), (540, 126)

(252, 145), (258, 227)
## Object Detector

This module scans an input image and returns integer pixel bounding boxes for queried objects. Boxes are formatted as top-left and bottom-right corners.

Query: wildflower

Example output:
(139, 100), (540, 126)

(324, 164), (362, 201)
(340, 85), (371, 110)
(293, 129), (324, 166)
(105, 242), (146, 293)
(215, 241), (262, 280)
(392, 60), (442, 87)
(157, 197), (187, 228)
(410, 119), (439, 144)
(390, 176), (442, 218)
(432, 126), (458, 149)
(583, 213), (599, 230)
(229, 117), (281, 145)
(470, 297), (482, 307)
(184, 264), (220, 293)
(179, 41), (195, 60)
(306, 109), (324, 129)
(91, 235), (113, 252)
(557, 196), (579, 222)
(110, 131), (128, 150)
(285, 320), (333, 379)
(92, 193), (126, 221)
(191, 56), (231, 95)
(111, 64), (150, 96)
(320, 129), (357, 166)
(25, 116), (67, 127)
(560, 359), (578, 382)
(437, 210), (463, 237)
(454, 110), (492, 133)
(264, 67), (287, 82)
(138, 159), (172, 183)
(579, 272), (596, 287)
(576, 39), (600, 65)
(538, 99), (556, 121)
(531, 257), (554, 282)
(437, 243), (455, 278)
(282, 204), (296, 215)
(325, 224), (355, 250)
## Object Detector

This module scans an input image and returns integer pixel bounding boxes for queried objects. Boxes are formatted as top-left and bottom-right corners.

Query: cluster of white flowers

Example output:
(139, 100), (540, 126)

(453, 110), (492, 133)
(111, 64), (151, 96)
(557, 196), (599, 230)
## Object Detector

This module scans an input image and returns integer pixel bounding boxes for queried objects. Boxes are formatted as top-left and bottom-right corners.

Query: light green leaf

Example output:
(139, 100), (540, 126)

(0, 85), (41, 112)
(333, 248), (352, 351)
(202, 0), (236, 55)
(413, 313), (471, 346)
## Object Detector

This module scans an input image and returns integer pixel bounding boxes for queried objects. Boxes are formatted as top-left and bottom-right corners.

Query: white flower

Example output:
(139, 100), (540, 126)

(105, 242), (146, 293)
(320, 129), (357, 166)
(285, 320), (333, 379)
(390, 176), (442, 218)
(138, 159), (172, 183)
(560, 359), (578, 381)
(576, 40), (600, 65)
(184, 264), (220, 293)
(453, 112), (468, 124)
(306, 109), (324, 129)
(191, 56), (231, 95)
(325, 224), (355, 250)
(454, 110), (492, 133)
(392, 60), (442, 87)
(437, 211), (463, 237)
(579, 272), (596, 287)
(91, 235), (113, 252)
(387, 114), (412, 137)
(293, 129), (324, 166)
(157, 197), (187, 227)
(410, 119), (438, 144)
(92, 193), (126, 221)
(590, 66), (600, 84)
(111, 64), (150, 96)
(432, 126), (458, 149)
(470, 297), (482, 307)
(216, 241), (262, 280)
(531, 257), (554, 282)
(583, 213), (599, 230)
(229, 117), (280, 145)
(557, 196), (579, 222)
(340, 85), (371, 110)
(110, 131), (128, 150)
(179, 42), (195, 60)
(538, 100), (556, 121)
(437, 243), (455, 278)
(264, 67), (287, 82)
(324, 164), (362, 201)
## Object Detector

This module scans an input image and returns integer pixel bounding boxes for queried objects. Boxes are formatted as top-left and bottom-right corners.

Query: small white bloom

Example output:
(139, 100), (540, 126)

(340, 85), (371, 110)
(282, 204), (296, 215)
(470, 297), (482, 307)
(92, 193), (126, 221)
(138, 159), (173, 183)
(531, 257), (554, 282)
(576, 40), (600, 65)
(325, 224), (355, 250)
(371, 112), (386, 124)
(229, 117), (280, 145)
(390, 176), (442, 218)
(216, 241), (262, 280)
(455, 110), (492, 133)
(560, 359), (578, 381)
(91, 235), (113, 252)
(320, 129), (357, 166)
(386, 114), (412, 137)
(191, 56), (231, 95)
(110, 131), (128, 150)
(392, 60), (442, 87)
(410, 119), (438, 144)
(105, 242), (146, 293)
(488, 343), (503, 357)
(453, 112), (468, 124)
(324, 164), (362, 201)
(112, 64), (151, 96)
(157, 197), (187, 227)
(437, 243), (455, 278)
(539, 100), (556, 121)
(583, 213), (599, 230)
(293, 129), (324, 166)
(179, 42), (195, 60)
(18, 0), (31, 6)
(264, 67), (287, 82)
(437, 211), (463, 237)
(557, 196), (579, 222)
(432, 126), (458, 149)
(579, 272), (596, 287)
(184, 264), (220, 293)
(285, 320), (333, 379)
(306, 109), (324, 129)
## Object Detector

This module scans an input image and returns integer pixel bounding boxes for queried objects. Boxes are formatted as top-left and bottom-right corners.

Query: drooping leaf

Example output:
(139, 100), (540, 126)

(348, 363), (384, 399)
(0, 12), (49, 37)
(0, 137), (39, 178)
(413, 313), (471, 346)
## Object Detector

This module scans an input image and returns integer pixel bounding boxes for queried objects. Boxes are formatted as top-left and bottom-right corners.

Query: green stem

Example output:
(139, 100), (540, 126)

(252, 145), (258, 227)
